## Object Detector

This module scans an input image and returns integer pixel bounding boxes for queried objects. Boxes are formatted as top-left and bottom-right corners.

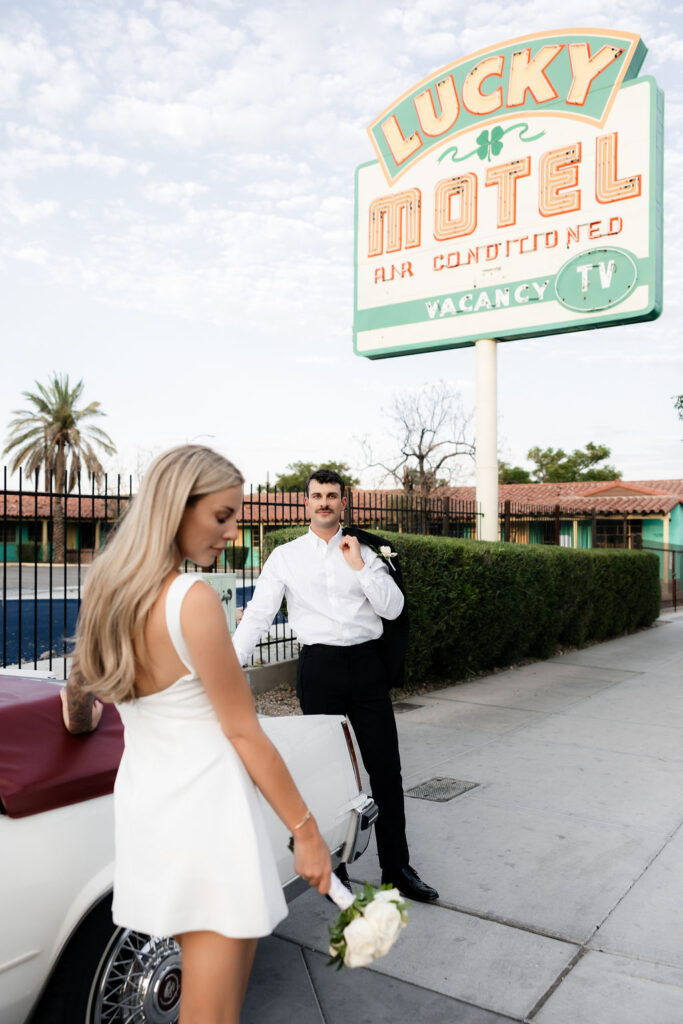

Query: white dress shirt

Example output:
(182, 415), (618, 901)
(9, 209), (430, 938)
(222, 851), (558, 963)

(232, 526), (404, 665)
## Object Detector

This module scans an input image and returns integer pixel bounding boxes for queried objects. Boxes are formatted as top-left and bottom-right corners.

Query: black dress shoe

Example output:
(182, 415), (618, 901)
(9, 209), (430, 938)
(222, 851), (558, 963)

(381, 865), (439, 903)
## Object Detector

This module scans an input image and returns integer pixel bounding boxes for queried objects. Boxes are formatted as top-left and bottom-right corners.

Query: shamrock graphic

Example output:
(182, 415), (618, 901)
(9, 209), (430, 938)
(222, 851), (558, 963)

(476, 125), (505, 162)
(437, 122), (545, 166)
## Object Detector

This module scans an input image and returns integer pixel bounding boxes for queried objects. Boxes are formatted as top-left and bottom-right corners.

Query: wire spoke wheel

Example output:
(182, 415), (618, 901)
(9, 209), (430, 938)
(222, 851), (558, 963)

(88, 929), (181, 1024)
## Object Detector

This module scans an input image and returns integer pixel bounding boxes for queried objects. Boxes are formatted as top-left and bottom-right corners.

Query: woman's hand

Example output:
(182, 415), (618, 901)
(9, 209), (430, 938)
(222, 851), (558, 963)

(293, 817), (332, 895)
(60, 683), (103, 734)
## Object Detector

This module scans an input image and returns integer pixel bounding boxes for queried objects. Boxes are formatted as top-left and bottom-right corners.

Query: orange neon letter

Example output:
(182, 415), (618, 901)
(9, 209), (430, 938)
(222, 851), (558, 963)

(461, 55), (504, 115)
(434, 175), (477, 240)
(368, 189), (422, 256)
(596, 133), (642, 204)
(539, 143), (581, 217)
(567, 43), (624, 106)
(380, 116), (422, 167)
(485, 157), (531, 227)
(414, 76), (459, 138)
(507, 45), (563, 107)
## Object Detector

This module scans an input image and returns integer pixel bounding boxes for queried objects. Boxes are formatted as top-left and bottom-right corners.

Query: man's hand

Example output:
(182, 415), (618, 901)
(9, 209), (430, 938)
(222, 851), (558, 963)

(339, 535), (365, 571)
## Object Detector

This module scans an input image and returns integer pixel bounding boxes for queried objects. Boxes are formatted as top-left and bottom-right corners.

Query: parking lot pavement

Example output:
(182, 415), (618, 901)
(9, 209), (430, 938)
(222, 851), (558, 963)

(265, 611), (683, 1023)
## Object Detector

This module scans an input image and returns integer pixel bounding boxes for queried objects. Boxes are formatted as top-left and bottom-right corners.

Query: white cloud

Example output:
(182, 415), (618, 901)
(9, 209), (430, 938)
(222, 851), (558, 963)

(5, 122), (64, 149)
(0, 184), (59, 223)
(13, 245), (49, 264)
(0, 27), (55, 103)
(579, 349), (683, 367)
(229, 152), (311, 176)
(0, 143), (133, 179)
(29, 58), (94, 117)
(0, 1), (680, 487)
(89, 96), (217, 146)
(144, 180), (208, 203)
(126, 12), (161, 45)
(295, 354), (342, 365)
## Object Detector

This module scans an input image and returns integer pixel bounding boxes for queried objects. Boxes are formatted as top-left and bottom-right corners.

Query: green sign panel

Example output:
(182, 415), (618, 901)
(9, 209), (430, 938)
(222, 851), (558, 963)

(354, 29), (663, 359)
(554, 248), (638, 312)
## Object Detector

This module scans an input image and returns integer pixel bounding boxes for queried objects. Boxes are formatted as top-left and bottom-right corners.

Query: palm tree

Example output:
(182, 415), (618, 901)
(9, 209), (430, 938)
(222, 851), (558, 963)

(3, 374), (117, 563)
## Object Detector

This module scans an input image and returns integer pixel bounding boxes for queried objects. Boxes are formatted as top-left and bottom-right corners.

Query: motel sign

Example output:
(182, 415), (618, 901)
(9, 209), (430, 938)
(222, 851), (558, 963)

(354, 29), (663, 359)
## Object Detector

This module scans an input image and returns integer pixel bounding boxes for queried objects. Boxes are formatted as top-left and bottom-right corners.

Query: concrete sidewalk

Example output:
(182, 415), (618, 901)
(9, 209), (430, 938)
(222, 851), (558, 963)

(244, 610), (683, 1023)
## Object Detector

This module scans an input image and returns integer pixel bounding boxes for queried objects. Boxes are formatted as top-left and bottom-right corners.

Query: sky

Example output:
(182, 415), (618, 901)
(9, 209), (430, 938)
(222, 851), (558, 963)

(1, 0), (681, 489)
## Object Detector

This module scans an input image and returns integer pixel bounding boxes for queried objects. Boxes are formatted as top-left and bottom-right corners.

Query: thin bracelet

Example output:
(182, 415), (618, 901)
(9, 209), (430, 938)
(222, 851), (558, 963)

(293, 809), (311, 831)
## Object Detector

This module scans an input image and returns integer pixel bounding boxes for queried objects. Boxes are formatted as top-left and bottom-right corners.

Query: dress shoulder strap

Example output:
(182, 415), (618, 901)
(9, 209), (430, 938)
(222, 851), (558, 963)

(165, 574), (202, 673)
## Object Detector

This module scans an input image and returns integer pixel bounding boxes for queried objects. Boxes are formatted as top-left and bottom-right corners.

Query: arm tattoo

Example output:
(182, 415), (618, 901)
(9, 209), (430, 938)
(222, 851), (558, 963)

(65, 662), (97, 734)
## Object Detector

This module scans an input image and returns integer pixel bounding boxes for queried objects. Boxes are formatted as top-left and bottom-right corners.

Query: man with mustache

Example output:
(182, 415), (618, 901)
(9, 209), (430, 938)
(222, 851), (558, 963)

(233, 468), (438, 903)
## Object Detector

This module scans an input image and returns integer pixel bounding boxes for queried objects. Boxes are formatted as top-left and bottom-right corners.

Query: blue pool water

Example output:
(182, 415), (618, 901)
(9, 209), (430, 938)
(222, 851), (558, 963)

(0, 585), (267, 666)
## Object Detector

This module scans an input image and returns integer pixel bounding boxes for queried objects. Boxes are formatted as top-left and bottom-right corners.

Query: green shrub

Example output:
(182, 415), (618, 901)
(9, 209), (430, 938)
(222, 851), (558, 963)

(224, 545), (249, 570)
(263, 527), (306, 558)
(263, 529), (660, 684)
(19, 542), (39, 562)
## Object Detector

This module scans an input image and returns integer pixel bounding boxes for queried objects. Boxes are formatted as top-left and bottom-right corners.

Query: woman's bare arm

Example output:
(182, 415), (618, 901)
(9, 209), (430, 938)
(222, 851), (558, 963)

(181, 583), (331, 893)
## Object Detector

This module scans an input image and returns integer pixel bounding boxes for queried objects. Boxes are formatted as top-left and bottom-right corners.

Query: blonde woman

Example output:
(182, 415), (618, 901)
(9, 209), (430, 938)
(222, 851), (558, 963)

(61, 445), (331, 1024)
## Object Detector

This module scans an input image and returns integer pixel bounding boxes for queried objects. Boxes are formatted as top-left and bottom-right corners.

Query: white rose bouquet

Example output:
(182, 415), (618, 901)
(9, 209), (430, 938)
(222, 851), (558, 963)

(327, 874), (408, 969)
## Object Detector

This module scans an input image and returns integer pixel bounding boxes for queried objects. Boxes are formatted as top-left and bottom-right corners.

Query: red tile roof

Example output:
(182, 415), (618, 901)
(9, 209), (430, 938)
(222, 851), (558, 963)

(2, 480), (681, 522)
(440, 480), (683, 515)
(1, 494), (131, 520)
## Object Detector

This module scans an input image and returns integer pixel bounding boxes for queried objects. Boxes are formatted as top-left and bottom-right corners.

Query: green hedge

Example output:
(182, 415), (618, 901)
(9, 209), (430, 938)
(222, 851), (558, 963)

(224, 545), (249, 570)
(264, 529), (661, 684)
(19, 542), (39, 562)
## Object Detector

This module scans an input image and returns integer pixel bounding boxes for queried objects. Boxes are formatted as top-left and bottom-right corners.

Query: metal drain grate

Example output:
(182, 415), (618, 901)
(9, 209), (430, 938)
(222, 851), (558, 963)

(406, 777), (479, 802)
(392, 702), (424, 713)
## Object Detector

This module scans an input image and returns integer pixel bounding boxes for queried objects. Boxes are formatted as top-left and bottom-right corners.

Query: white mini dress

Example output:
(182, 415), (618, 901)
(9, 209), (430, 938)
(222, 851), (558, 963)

(112, 574), (287, 939)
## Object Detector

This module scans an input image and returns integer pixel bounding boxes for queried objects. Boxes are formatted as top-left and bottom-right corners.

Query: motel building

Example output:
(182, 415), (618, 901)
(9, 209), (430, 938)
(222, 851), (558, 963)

(0, 491), (258, 570)
(2, 480), (681, 602)
(0, 495), (122, 565)
(444, 479), (683, 602)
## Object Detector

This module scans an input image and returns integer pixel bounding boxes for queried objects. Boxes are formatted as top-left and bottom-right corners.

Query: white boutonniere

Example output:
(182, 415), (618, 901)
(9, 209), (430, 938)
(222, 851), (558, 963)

(378, 544), (397, 570)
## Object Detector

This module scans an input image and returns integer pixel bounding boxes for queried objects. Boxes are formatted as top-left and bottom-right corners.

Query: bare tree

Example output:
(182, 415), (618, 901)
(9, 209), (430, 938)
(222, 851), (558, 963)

(360, 381), (474, 494)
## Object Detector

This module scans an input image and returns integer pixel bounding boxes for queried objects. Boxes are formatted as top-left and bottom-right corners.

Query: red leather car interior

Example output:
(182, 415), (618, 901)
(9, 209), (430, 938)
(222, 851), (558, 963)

(0, 675), (124, 818)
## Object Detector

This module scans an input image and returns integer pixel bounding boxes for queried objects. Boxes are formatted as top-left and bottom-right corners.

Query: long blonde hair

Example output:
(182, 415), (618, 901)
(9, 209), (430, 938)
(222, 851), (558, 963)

(75, 445), (244, 703)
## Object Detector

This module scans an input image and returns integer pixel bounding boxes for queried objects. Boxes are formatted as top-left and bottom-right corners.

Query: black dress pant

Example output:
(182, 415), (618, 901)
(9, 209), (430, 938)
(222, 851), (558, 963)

(297, 640), (409, 870)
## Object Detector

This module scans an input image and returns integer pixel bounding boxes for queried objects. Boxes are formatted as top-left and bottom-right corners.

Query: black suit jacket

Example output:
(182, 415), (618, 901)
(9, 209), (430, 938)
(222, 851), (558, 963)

(342, 526), (409, 690)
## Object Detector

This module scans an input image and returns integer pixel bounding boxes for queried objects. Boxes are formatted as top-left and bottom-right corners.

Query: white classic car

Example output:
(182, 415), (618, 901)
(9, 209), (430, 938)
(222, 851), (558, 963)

(0, 673), (377, 1024)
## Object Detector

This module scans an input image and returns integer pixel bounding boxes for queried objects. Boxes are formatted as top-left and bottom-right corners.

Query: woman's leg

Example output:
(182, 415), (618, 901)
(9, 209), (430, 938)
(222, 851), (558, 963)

(177, 931), (257, 1024)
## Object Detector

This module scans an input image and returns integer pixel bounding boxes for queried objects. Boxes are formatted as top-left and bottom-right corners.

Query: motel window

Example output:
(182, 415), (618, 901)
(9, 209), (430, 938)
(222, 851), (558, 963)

(595, 519), (644, 549)
(79, 523), (96, 548)
(24, 522), (42, 542)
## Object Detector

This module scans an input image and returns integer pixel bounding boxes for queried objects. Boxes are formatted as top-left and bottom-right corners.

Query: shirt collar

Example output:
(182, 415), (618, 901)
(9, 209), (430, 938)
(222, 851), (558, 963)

(307, 524), (343, 551)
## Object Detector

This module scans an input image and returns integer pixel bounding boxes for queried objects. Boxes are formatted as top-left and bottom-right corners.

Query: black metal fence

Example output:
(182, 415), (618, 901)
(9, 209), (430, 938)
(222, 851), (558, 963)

(0, 474), (481, 675)
(1, 471), (675, 674)
(1, 468), (133, 676)
(636, 540), (681, 611)
(214, 488), (481, 669)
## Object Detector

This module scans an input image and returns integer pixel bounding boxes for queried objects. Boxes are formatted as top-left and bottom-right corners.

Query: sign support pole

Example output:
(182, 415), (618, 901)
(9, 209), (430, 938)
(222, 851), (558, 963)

(475, 338), (499, 542)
